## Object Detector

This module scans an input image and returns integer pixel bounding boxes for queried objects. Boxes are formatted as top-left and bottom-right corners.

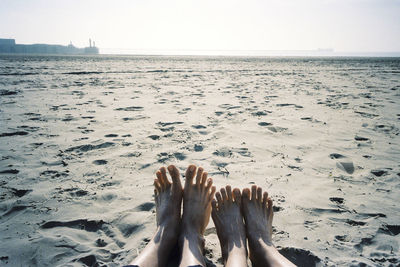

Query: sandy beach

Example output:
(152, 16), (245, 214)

(0, 55), (399, 266)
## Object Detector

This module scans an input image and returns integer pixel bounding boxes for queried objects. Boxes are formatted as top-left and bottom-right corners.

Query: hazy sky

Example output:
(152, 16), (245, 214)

(1, 0), (399, 54)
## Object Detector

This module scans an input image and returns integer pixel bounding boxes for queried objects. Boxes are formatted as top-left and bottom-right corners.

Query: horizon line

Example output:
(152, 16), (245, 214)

(97, 48), (400, 57)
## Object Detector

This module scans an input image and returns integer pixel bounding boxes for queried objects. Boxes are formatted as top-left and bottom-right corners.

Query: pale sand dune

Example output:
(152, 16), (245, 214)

(0, 55), (399, 266)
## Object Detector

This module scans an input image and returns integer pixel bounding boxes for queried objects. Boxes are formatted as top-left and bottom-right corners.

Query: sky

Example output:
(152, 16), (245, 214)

(0, 0), (399, 55)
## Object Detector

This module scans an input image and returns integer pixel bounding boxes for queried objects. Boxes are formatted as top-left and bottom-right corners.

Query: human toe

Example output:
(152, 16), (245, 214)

(233, 188), (241, 205)
(168, 165), (182, 190)
(251, 185), (257, 201)
(226, 185), (233, 202)
(242, 188), (251, 203)
(195, 167), (204, 186)
(184, 165), (196, 188)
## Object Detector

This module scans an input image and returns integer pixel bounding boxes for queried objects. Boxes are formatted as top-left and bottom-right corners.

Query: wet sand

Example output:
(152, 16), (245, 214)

(0, 55), (399, 266)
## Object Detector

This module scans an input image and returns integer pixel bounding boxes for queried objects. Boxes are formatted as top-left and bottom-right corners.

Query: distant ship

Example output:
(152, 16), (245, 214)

(0, 38), (99, 55)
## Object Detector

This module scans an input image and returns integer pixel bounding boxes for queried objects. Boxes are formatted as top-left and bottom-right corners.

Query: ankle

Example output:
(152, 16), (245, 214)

(179, 229), (205, 252)
(248, 236), (274, 254)
(248, 230), (273, 245)
(155, 224), (179, 244)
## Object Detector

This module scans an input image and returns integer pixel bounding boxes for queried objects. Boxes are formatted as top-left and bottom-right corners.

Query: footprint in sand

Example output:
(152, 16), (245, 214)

(93, 159), (108, 165)
(267, 126), (287, 133)
(329, 153), (355, 174)
(278, 247), (321, 266)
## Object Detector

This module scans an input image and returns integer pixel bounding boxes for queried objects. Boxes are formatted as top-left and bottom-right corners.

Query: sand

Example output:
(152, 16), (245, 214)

(0, 55), (399, 266)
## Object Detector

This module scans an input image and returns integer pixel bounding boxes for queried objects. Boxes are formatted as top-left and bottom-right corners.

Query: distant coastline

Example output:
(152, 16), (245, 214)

(0, 38), (99, 55)
(96, 48), (400, 57)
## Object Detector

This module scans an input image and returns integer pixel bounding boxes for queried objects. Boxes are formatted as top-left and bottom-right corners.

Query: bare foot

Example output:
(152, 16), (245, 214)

(154, 165), (183, 237)
(212, 186), (248, 267)
(130, 165), (182, 267)
(179, 165), (216, 267)
(242, 186), (295, 267)
(242, 186), (273, 247)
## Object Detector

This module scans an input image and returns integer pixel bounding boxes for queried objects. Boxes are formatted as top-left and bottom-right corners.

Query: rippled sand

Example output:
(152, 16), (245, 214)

(0, 55), (399, 266)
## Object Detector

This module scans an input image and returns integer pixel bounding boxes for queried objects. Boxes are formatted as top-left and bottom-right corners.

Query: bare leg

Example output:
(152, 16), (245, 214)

(179, 165), (216, 267)
(242, 186), (295, 267)
(130, 165), (183, 267)
(211, 186), (248, 267)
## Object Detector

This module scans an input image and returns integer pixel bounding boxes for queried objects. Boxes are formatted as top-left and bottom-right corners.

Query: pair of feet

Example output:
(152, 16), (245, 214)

(212, 185), (273, 267)
(130, 165), (294, 267)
